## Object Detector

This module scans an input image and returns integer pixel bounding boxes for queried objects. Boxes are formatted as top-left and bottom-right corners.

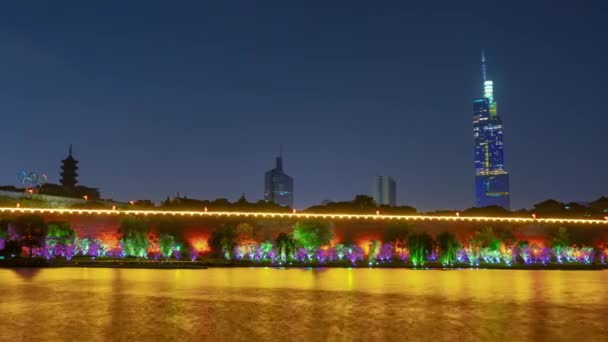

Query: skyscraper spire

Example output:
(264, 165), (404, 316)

(276, 144), (284, 170)
(481, 50), (494, 101)
(69, 143), (73, 157)
(481, 49), (487, 82)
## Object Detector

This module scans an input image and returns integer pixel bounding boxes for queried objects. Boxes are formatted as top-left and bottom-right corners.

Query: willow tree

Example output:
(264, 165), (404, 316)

(436, 232), (461, 265)
(406, 233), (434, 266)
(119, 218), (150, 258)
(276, 232), (296, 260)
(159, 234), (176, 259)
(208, 225), (237, 259)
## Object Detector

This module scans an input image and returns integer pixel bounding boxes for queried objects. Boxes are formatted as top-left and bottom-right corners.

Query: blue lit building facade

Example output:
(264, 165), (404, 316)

(264, 156), (294, 207)
(473, 52), (510, 209)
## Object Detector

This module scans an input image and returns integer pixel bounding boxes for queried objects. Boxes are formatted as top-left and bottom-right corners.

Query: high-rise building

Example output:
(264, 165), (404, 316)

(60, 144), (79, 189)
(473, 51), (510, 209)
(264, 154), (294, 207)
(373, 176), (396, 206)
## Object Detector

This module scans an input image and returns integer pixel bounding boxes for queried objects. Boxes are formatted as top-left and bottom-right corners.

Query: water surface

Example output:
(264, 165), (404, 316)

(1, 268), (607, 341)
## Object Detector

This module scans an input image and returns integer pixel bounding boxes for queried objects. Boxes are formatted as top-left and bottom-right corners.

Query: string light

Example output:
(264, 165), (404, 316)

(0, 207), (606, 224)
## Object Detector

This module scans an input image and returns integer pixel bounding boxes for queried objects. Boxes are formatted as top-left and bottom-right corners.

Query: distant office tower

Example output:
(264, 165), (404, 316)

(60, 144), (79, 189)
(473, 51), (510, 209)
(264, 154), (294, 207)
(373, 176), (396, 206)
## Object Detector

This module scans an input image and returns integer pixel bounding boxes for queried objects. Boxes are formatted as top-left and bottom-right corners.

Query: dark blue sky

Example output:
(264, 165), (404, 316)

(1, 1), (606, 210)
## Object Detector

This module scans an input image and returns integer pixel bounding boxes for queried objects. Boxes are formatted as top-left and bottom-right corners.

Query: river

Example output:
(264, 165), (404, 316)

(1, 268), (607, 341)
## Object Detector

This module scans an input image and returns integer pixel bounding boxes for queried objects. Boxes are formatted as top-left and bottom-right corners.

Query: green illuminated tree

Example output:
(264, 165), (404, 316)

(406, 233), (434, 265)
(0, 220), (8, 240)
(159, 234), (176, 259)
(119, 218), (150, 258)
(550, 227), (570, 248)
(276, 232), (296, 260)
(45, 222), (76, 256)
(292, 221), (333, 254)
(368, 240), (380, 261)
(208, 225), (237, 259)
(471, 227), (501, 251)
(436, 232), (461, 265)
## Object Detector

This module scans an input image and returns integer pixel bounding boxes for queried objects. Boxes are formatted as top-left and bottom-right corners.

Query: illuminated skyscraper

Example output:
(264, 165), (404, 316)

(264, 153), (294, 207)
(373, 176), (396, 206)
(473, 51), (510, 209)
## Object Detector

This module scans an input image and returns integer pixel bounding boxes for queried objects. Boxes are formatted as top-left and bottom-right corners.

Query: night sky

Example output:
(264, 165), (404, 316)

(1, 1), (606, 211)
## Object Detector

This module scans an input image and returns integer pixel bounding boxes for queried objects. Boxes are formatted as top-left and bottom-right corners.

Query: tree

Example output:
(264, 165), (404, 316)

(45, 222), (77, 259)
(13, 215), (47, 257)
(498, 228), (517, 249)
(367, 240), (380, 261)
(533, 199), (565, 215)
(275, 232), (297, 260)
(159, 234), (176, 259)
(292, 221), (333, 253)
(208, 225), (237, 259)
(0, 220), (8, 251)
(234, 223), (258, 259)
(406, 233), (434, 265)
(436, 232), (461, 265)
(462, 205), (511, 217)
(551, 227), (570, 248)
(471, 227), (501, 251)
(119, 218), (150, 257)
(382, 223), (409, 258)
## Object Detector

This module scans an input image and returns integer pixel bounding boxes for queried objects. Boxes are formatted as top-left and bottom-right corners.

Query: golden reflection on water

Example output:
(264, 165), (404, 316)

(1, 268), (608, 341)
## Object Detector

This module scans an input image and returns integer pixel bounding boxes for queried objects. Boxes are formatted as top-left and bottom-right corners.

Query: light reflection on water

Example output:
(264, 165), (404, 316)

(1, 268), (607, 341)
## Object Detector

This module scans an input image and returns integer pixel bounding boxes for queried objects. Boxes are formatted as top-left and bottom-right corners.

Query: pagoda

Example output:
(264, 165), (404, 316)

(60, 144), (79, 189)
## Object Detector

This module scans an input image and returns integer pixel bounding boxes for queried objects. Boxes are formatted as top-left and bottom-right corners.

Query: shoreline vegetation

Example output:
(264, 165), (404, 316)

(2, 197), (608, 271)
(1, 257), (606, 271)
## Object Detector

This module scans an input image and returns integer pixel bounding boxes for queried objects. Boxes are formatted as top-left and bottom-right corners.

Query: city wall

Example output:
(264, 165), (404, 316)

(5, 212), (608, 248)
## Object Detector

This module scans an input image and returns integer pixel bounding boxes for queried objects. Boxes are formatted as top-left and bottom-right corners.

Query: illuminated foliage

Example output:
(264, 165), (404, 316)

(436, 232), (461, 266)
(551, 227), (570, 248)
(406, 233), (434, 266)
(208, 225), (237, 259)
(75, 238), (90, 255)
(367, 240), (380, 261)
(119, 218), (150, 258)
(382, 223), (409, 259)
(292, 221), (333, 253)
(377, 243), (393, 261)
(42, 222), (77, 259)
(234, 223), (258, 259)
(159, 234), (176, 259)
(0, 220), (8, 240)
(344, 245), (364, 264)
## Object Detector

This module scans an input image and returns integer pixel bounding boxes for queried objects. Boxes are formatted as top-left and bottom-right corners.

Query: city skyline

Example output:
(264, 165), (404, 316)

(1, 2), (606, 210)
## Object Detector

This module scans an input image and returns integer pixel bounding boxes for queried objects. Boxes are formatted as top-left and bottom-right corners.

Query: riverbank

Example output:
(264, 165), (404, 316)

(1, 257), (606, 270)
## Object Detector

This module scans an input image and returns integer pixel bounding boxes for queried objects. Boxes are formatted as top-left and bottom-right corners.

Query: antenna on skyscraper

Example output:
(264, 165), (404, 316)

(481, 49), (487, 82)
